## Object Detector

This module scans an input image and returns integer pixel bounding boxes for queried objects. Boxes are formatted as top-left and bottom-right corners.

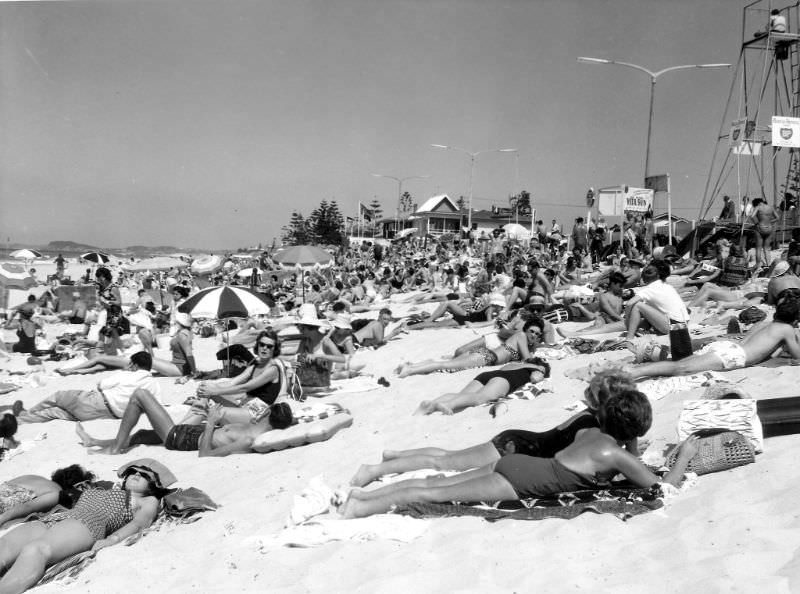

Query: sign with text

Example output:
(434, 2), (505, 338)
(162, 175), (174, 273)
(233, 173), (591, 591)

(624, 187), (654, 212)
(772, 116), (800, 148)
(644, 174), (669, 193)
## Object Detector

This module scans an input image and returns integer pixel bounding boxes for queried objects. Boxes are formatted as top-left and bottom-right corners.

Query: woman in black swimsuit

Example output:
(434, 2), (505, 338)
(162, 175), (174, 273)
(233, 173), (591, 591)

(414, 358), (550, 415)
(191, 330), (287, 424)
(342, 390), (698, 518)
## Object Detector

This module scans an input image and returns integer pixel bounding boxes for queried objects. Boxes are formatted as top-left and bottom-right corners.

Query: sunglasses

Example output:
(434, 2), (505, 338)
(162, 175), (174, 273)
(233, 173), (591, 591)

(258, 342), (276, 348)
(527, 328), (543, 336)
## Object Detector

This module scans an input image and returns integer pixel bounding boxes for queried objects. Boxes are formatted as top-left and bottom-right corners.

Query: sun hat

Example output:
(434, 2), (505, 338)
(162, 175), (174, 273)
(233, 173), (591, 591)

(296, 303), (327, 326)
(770, 260), (791, 277)
(174, 312), (193, 328)
(116, 458), (177, 489)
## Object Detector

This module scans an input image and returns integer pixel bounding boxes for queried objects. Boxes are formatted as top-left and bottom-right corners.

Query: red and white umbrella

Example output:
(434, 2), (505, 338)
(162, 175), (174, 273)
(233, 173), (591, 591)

(0, 262), (36, 289)
(271, 245), (333, 270)
(190, 255), (223, 275)
(10, 248), (42, 260)
(177, 286), (275, 320)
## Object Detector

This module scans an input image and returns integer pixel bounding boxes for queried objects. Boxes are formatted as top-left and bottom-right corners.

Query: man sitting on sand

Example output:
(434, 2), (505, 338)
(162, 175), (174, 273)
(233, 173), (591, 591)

(57, 292), (89, 325)
(76, 390), (294, 457)
(19, 352), (161, 424)
(557, 271), (627, 337)
(625, 261), (688, 340)
(624, 296), (800, 379)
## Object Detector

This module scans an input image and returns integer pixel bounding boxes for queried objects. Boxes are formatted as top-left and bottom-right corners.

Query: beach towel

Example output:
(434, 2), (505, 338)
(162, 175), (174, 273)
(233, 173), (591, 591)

(637, 372), (725, 401)
(393, 484), (666, 522)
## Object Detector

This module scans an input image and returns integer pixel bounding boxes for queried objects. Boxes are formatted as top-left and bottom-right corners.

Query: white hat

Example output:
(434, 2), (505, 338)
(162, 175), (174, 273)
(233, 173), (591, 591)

(296, 303), (327, 326)
(770, 260), (791, 278)
(331, 312), (353, 329)
(174, 312), (193, 328)
(128, 311), (152, 330)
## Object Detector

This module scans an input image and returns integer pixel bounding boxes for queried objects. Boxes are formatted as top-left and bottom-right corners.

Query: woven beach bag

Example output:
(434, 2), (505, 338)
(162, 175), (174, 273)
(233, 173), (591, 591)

(665, 429), (755, 476)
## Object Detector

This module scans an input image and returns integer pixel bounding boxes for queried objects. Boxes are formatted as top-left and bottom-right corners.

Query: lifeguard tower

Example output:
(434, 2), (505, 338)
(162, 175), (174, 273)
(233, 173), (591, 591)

(699, 1), (800, 236)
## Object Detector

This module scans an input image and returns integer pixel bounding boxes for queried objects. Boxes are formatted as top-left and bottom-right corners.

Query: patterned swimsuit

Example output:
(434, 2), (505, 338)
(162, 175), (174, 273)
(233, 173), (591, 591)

(40, 488), (134, 541)
(0, 482), (37, 513)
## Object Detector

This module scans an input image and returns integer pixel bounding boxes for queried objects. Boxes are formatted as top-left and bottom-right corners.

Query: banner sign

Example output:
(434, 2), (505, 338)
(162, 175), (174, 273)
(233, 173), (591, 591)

(624, 187), (654, 212)
(597, 188), (623, 216)
(731, 142), (761, 156)
(772, 116), (800, 148)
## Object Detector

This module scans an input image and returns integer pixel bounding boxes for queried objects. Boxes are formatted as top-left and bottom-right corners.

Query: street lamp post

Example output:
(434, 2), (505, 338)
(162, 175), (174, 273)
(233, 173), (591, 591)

(430, 144), (517, 231)
(577, 57), (730, 180)
(370, 173), (430, 236)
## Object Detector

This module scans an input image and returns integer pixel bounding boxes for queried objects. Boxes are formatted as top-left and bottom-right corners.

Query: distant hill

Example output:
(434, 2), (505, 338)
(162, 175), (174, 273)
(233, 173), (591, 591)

(124, 245), (180, 253)
(47, 240), (101, 252)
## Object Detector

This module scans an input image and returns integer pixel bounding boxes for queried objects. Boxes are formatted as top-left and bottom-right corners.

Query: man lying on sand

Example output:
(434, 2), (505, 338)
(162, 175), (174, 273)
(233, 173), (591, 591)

(76, 390), (293, 457)
(624, 296), (800, 379)
(19, 352), (161, 424)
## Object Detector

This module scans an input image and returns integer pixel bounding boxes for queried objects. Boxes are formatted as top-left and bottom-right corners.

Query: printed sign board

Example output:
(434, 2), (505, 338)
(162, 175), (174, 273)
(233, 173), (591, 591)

(772, 116), (800, 148)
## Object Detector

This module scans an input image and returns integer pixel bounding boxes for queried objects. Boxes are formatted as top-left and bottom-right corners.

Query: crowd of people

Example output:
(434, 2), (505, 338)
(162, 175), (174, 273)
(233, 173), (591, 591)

(1, 215), (799, 590)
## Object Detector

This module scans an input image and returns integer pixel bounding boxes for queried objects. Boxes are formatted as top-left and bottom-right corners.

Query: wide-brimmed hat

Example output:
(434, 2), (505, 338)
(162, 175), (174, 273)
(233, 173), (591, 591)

(174, 312), (193, 328)
(117, 458), (177, 489)
(771, 260), (791, 277)
(296, 303), (327, 326)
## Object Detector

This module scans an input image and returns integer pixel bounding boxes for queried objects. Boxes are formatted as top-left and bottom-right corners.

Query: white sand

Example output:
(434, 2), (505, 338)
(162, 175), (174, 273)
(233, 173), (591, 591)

(2, 262), (799, 592)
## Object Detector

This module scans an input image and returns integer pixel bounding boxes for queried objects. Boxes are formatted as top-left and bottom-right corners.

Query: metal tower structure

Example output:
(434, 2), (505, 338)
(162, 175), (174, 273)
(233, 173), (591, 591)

(700, 1), (800, 222)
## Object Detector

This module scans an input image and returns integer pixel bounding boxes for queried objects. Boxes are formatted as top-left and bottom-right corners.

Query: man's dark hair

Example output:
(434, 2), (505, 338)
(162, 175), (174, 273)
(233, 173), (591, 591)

(0, 413), (18, 439)
(651, 260), (671, 281)
(95, 267), (112, 282)
(269, 402), (294, 430)
(609, 271), (627, 286)
(601, 390), (653, 441)
(525, 356), (551, 378)
(775, 296), (800, 324)
(130, 351), (153, 371)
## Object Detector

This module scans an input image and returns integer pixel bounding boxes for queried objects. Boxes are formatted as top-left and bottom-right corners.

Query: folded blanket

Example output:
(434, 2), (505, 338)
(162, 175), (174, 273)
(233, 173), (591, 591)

(637, 372), (725, 401)
(394, 484), (665, 522)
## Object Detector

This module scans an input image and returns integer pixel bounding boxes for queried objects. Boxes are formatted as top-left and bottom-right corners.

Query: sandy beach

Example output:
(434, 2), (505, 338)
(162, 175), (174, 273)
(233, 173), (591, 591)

(0, 258), (796, 593)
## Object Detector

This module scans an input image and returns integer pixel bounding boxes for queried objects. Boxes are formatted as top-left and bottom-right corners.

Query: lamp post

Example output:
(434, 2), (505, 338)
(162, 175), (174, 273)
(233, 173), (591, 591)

(370, 173), (430, 236)
(430, 144), (517, 231)
(577, 57), (730, 180)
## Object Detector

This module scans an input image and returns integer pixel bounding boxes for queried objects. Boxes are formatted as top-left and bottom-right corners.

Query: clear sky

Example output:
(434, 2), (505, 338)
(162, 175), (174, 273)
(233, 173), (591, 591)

(0, 0), (743, 250)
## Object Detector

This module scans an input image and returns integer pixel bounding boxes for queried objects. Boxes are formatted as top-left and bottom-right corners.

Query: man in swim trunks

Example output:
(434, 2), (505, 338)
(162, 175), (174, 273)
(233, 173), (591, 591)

(76, 389), (294, 457)
(625, 296), (800, 379)
(749, 198), (780, 269)
(353, 308), (406, 345)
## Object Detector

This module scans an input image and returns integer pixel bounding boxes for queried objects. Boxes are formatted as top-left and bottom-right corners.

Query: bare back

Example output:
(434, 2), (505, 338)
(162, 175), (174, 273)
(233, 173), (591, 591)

(741, 321), (800, 363)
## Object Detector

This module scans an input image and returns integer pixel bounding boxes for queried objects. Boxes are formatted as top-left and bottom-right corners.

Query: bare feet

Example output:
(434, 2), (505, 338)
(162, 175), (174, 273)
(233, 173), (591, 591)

(382, 449), (400, 461)
(413, 401), (434, 415)
(350, 464), (379, 488)
(396, 363), (411, 378)
(338, 494), (367, 519)
(90, 445), (126, 455)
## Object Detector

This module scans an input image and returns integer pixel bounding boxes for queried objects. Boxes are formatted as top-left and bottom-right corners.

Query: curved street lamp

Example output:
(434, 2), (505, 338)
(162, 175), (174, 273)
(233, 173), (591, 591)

(430, 144), (518, 230)
(577, 57), (730, 179)
(370, 173), (430, 234)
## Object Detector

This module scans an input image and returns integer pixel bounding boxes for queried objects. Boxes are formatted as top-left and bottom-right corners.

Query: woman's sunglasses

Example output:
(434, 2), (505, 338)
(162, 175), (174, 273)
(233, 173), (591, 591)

(258, 341), (276, 349)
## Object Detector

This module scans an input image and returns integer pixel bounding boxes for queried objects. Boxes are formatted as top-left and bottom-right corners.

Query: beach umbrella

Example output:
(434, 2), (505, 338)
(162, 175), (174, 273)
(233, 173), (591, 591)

(396, 228), (417, 239)
(190, 255), (223, 275)
(271, 245), (333, 269)
(235, 267), (263, 278)
(0, 262), (36, 289)
(10, 249), (42, 260)
(123, 257), (188, 272)
(503, 223), (531, 239)
(178, 286), (275, 320)
(80, 251), (111, 264)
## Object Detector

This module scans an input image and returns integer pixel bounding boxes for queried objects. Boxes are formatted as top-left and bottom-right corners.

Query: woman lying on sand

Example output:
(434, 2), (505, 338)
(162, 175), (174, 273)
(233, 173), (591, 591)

(624, 296), (800, 379)
(0, 463), (164, 593)
(57, 312), (197, 381)
(396, 319), (542, 378)
(352, 369), (636, 487)
(341, 389), (698, 518)
(414, 358), (551, 415)
(0, 465), (95, 529)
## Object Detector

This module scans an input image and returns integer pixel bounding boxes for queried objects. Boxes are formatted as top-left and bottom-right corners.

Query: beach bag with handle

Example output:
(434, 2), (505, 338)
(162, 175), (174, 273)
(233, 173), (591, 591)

(665, 429), (755, 475)
(294, 353), (332, 388)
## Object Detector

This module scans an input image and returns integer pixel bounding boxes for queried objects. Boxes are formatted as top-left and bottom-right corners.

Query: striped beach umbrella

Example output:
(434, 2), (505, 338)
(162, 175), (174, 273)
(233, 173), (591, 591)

(0, 262), (36, 289)
(177, 286), (275, 320)
(80, 251), (111, 264)
(10, 249), (42, 260)
(190, 255), (223, 275)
